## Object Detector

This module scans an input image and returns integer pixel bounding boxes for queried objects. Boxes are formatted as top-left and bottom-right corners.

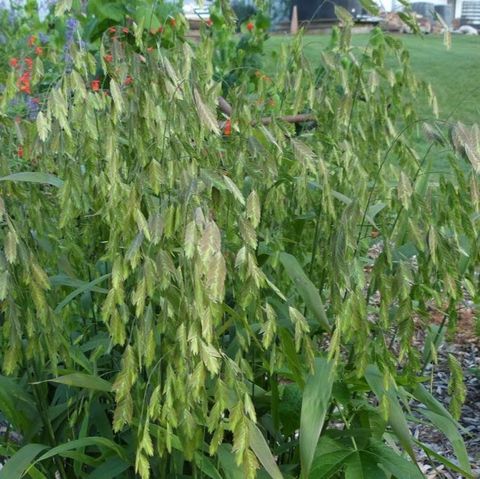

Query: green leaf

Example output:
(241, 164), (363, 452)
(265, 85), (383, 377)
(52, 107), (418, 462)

(345, 450), (387, 479)
(0, 172), (63, 188)
(300, 357), (335, 477)
(49, 274), (108, 294)
(414, 441), (475, 479)
(217, 444), (244, 479)
(358, 0), (380, 14)
(86, 457), (130, 479)
(366, 439), (423, 479)
(0, 376), (41, 440)
(43, 372), (112, 392)
(54, 273), (111, 313)
(309, 437), (354, 479)
(0, 444), (48, 479)
(279, 253), (330, 331)
(35, 437), (128, 464)
(194, 452), (223, 479)
(365, 365), (417, 462)
(248, 421), (283, 479)
(419, 409), (471, 474)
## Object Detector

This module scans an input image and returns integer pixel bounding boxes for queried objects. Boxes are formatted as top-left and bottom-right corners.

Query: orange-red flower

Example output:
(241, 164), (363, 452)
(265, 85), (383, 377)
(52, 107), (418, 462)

(27, 35), (36, 46)
(17, 145), (24, 158)
(169, 17), (176, 27)
(24, 58), (33, 70)
(91, 79), (101, 91)
(108, 26), (116, 34)
(124, 76), (133, 86)
(9, 58), (18, 68)
(206, 18), (213, 27)
(18, 71), (31, 94)
(224, 119), (232, 136)
(246, 22), (254, 31)
(104, 54), (113, 63)
(122, 27), (129, 34)
(35, 46), (43, 56)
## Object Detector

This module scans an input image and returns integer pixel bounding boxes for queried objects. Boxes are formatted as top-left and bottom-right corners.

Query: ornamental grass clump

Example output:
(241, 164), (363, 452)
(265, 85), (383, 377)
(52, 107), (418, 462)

(0, 3), (478, 479)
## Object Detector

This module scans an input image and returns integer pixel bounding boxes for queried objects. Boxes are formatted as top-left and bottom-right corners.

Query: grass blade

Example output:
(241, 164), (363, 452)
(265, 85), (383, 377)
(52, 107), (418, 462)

(39, 372), (112, 392)
(0, 172), (63, 187)
(0, 444), (48, 479)
(279, 253), (330, 331)
(54, 273), (111, 313)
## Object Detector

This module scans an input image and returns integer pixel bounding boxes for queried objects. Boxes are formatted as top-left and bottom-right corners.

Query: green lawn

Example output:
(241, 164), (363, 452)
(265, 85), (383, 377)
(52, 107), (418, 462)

(266, 34), (480, 125)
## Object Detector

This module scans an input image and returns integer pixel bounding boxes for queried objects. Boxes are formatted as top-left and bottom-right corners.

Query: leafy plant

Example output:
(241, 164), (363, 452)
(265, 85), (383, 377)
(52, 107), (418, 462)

(0, 1), (477, 478)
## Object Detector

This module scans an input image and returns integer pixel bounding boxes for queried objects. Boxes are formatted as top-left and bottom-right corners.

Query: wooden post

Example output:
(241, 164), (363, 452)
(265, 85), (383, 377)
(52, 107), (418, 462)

(290, 5), (299, 34)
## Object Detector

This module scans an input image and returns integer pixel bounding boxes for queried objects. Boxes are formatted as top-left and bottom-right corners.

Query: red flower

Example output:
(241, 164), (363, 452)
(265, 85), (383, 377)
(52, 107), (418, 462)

(224, 119), (232, 136)
(246, 22), (254, 31)
(27, 35), (36, 46)
(104, 54), (113, 63)
(32, 97), (40, 104)
(91, 79), (101, 91)
(157, 26), (164, 34)
(206, 18), (213, 27)
(9, 58), (18, 68)
(17, 146), (24, 158)
(169, 17), (176, 27)
(108, 26), (116, 34)
(18, 71), (31, 94)
(124, 76), (133, 86)
(24, 58), (33, 70)
(35, 46), (43, 56)
(122, 27), (129, 34)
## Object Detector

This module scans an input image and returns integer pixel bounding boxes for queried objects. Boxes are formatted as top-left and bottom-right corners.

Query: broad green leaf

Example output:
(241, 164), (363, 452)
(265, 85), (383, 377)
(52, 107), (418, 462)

(309, 437), (354, 479)
(345, 450), (387, 479)
(300, 357), (335, 477)
(366, 439), (423, 479)
(0, 444), (48, 479)
(279, 253), (330, 331)
(0, 172), (63, 187)
(365, 365), (416, 462)
(248, 421), (283, 479)
(43, 372), (112, 392)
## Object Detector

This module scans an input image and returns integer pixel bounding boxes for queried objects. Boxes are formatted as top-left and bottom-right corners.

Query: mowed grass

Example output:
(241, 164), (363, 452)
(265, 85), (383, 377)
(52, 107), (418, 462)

(265, 33), (480, 125)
